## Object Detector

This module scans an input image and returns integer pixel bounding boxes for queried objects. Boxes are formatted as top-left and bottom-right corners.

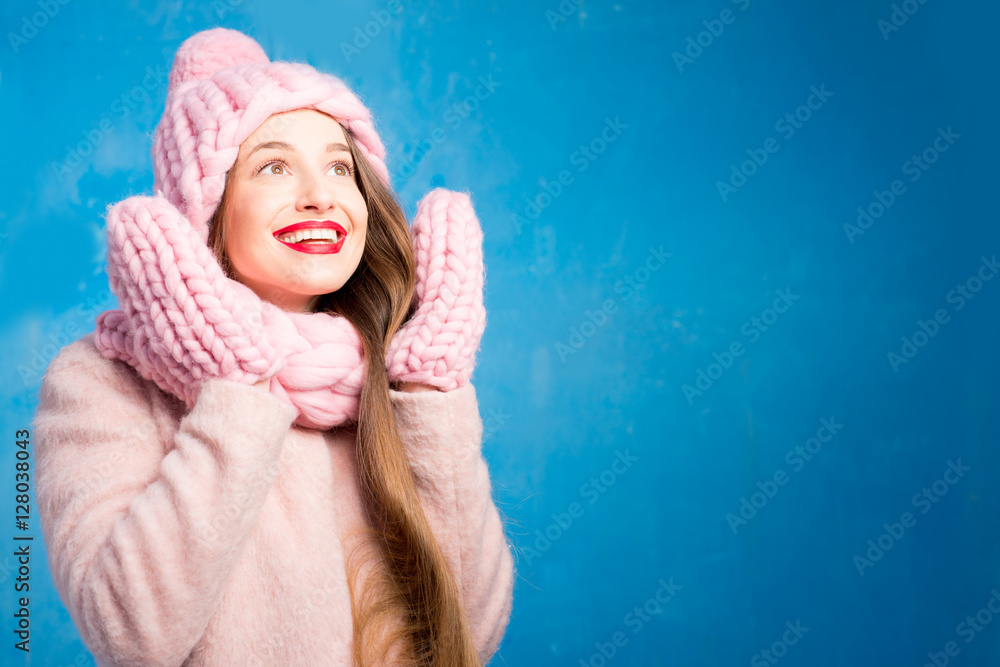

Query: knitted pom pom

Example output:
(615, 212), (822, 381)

(168, 27), (270, 89)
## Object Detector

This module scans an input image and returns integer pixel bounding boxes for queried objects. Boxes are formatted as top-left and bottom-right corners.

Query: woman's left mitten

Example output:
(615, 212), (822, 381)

(385, 188), (487, 390)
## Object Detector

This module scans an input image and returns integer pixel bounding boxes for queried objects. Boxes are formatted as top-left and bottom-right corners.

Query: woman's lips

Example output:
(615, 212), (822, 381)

(273, 220), (348, 254)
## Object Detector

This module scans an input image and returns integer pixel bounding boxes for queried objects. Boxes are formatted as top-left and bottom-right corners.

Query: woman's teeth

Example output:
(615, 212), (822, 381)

(277, 229), (342, 243)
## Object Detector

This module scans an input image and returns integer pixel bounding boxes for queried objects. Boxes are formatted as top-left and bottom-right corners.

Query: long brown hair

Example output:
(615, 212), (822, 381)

(207, 120), (482, 666)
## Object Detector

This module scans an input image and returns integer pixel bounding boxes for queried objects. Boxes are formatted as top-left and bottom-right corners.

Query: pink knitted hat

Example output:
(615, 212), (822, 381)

(152, 27), (391, 242)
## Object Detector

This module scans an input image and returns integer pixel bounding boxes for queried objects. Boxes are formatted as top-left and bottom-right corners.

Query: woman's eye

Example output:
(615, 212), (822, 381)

(330, 161), (354, 176)
(257, 160), (286, 175)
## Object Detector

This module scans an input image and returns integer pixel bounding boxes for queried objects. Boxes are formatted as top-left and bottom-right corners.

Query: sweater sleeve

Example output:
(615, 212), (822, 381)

(33, 337), (298, 667)
(389, 383), (515, 665)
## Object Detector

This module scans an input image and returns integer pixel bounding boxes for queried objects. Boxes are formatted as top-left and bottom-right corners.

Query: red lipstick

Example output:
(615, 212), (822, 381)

(273, 220), (348, 254)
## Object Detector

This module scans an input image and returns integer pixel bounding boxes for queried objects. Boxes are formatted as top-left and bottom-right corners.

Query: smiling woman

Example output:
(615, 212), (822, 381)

(32, 26), (510, 667)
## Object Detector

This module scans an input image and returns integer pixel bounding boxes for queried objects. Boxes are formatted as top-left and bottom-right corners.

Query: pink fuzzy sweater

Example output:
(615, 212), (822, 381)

(32, 334), (515, 666)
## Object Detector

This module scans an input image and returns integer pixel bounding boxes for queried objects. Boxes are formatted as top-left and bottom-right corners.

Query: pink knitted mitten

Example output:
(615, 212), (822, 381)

(386, 188), (487, 391)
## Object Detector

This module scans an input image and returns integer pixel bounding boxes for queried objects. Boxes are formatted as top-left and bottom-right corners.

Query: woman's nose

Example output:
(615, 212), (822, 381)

(296, 173), (337, 212)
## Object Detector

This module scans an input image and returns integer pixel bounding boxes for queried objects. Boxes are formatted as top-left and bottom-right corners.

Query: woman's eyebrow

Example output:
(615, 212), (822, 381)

(248, 140), (293, 156)
(248, 140), (352, 156)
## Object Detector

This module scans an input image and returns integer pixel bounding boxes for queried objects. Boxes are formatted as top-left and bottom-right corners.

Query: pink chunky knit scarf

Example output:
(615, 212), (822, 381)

(93, 188), (486, 430)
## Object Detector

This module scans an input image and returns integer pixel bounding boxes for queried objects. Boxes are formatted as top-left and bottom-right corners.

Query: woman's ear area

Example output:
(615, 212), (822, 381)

(206, 163), (240, 280)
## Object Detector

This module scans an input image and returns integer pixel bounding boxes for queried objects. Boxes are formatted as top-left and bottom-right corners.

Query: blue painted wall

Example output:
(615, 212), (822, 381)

(1, 1), (997, 665)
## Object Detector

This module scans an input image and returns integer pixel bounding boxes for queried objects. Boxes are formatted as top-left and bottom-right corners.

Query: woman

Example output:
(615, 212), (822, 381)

(32, 27), (514, 667)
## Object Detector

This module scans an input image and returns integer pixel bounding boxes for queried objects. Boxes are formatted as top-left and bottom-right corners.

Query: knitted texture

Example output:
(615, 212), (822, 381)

(384, 190), (487, 390)
(94, 187), (486, 429)
(151, 27), (390, 242)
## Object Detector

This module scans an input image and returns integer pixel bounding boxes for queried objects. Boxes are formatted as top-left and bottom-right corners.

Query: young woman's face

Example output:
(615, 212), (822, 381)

(225, 108), (368, 313)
